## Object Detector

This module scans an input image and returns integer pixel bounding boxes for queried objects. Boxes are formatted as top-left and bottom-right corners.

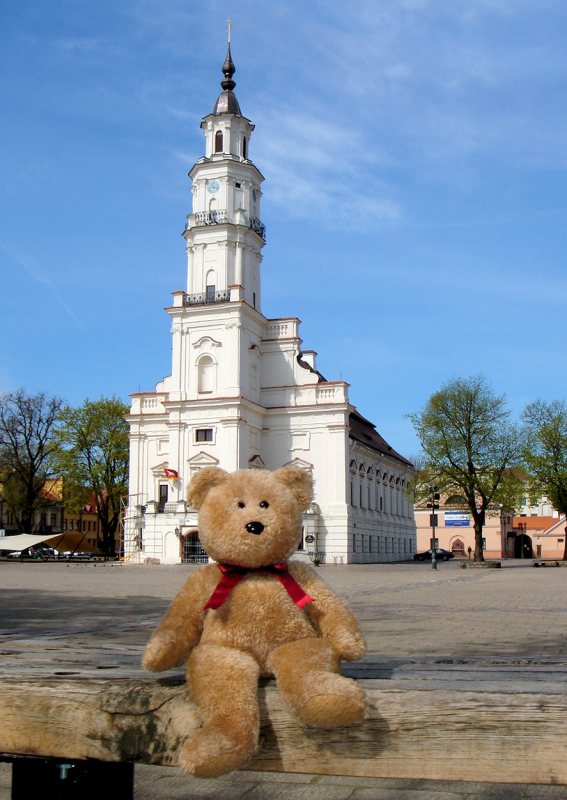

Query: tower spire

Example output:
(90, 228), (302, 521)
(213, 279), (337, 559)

(213, 20), (241, 115)
(220, 44), (236, 92)
(220, 19), (236, 92)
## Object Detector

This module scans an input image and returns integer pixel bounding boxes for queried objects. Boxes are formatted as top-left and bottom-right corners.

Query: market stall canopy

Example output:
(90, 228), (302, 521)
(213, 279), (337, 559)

(0, 532), (96, 553)
(0, 533), (60, 551)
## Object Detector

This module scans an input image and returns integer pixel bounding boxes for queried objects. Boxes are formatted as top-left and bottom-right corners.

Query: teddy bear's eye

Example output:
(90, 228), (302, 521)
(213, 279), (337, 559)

(238, 501), (245, 509)
(259, 501), (269, 509)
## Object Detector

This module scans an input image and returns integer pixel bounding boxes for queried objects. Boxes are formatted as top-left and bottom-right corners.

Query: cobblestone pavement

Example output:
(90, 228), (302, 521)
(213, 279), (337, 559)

(1, 558), (567, 798)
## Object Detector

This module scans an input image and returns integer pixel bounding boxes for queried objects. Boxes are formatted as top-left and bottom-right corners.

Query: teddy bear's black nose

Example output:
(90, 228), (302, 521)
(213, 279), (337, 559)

(246, 521), (264, 536)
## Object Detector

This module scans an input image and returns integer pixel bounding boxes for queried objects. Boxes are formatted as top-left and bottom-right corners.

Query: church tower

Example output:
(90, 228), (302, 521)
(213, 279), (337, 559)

(183, 44), (265, 312)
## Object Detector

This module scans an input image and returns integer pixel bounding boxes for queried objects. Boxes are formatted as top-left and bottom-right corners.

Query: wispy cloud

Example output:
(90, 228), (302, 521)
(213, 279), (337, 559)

(0, 240), (82, 327)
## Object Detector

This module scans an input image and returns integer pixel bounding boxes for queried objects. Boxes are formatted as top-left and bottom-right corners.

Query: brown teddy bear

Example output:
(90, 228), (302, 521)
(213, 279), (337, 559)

(142, 466), (368, 777)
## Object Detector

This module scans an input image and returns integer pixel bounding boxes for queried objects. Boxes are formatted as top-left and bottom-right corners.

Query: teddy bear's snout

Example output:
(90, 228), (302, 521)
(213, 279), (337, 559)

(245, 521), (265, 536)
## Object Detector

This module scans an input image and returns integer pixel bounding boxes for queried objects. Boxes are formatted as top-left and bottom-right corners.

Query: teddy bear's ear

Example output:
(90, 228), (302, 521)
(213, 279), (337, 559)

(273, 467), (314, 511)
(187, 467), (228, 510)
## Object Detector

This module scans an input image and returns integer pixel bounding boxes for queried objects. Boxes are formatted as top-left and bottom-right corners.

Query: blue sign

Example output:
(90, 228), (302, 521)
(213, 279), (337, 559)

(445, 512), (470, 527)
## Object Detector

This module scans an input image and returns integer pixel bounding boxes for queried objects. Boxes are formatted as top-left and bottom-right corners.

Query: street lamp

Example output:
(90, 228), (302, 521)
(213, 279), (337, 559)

(427, 486), (440, 570)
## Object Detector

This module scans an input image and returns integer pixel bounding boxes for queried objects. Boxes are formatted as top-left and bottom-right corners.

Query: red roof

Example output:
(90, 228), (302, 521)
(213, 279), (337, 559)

(349, 410), (413, 467)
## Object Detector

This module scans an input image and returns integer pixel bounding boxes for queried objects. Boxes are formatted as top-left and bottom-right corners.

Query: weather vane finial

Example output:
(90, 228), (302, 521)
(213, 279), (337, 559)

(227, 18), (232, 44)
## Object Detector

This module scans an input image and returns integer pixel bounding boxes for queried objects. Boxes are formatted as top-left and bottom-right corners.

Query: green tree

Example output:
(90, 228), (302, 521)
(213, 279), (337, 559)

(58, 397), (129, 556)
(522, 399), (567, 560)
(0, 390), (63, 534)
(409, 375), (522, 561)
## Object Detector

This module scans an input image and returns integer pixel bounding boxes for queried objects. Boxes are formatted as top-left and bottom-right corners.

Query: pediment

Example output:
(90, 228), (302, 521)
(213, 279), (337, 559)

(193, 336), (222, 350)
(151, 461), (170, 476)
(187, 451), (220, 467)
(283, 457), (313, 473)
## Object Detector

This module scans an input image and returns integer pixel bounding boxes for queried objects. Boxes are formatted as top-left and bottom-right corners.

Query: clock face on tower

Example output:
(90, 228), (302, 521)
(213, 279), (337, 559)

(207, 180), (220, 194)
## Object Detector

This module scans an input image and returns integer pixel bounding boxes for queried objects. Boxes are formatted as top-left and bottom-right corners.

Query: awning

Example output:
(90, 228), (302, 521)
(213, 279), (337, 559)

(0, 533), (62, 551)
(0, 532), (97, 553)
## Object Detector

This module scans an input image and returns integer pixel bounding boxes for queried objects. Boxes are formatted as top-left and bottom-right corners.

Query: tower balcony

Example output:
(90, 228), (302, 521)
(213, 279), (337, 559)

(185, 210), (266, 241)
(249, 216), (266, 240)
(183, 289), (231, 306)
(194, 209), (229, 226)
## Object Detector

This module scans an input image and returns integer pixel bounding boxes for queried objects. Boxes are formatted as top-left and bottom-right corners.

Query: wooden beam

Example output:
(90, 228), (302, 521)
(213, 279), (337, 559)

(1, 676), (567, 785)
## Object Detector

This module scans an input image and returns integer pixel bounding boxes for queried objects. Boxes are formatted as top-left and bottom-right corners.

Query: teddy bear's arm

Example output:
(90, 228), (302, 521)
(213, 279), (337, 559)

(142, 564), (219, 672)
(289, 562), (367, 661)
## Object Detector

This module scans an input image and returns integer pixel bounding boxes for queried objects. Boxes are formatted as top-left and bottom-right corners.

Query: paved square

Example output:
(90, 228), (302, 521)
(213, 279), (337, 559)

(1, 558), (566, 798)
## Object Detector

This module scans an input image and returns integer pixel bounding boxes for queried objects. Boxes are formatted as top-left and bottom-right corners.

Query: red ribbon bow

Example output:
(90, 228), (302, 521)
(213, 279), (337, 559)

(204, 562), (314, 611)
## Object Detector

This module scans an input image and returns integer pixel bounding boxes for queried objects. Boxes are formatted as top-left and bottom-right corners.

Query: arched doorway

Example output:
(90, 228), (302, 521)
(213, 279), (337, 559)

(182, 530), (208, 564)
(514, 533), (533, 559)
(451, 538), (465, 557)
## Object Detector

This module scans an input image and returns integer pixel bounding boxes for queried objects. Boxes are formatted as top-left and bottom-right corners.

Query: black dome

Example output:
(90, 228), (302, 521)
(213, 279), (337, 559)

(213, 90), (242, 116)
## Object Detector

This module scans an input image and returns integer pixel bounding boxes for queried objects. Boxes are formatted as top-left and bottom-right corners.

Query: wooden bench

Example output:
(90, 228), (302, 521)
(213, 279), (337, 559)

(2, 658), (567, 797)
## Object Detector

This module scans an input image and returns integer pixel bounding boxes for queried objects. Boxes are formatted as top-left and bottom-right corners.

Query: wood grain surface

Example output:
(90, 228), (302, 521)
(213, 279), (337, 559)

(1, 671), (566, 785)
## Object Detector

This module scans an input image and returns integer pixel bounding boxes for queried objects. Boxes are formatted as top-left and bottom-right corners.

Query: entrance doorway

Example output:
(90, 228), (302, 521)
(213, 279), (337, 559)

(514, 533), (533, 559)
(182, 530), (208, 564)
(451, 538), (465, 557)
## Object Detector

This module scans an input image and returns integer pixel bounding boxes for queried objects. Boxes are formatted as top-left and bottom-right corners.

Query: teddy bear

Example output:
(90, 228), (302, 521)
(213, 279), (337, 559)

(142, 466), (368, 777)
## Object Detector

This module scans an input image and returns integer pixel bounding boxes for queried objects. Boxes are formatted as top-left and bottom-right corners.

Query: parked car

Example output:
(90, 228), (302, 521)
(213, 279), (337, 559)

(413, 548), (455, 562)
(7, 544), (55, 560)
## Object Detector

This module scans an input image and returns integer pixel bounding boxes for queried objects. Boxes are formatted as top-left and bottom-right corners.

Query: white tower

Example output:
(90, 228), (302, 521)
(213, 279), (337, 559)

(183, 45), (265, 312)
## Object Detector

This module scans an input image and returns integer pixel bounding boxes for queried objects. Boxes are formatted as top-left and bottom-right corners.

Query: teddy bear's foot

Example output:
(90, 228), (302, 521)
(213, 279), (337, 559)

(178, 726), (256, 778)
(297, 681), (368, 727)
(269, 638), (369, 727)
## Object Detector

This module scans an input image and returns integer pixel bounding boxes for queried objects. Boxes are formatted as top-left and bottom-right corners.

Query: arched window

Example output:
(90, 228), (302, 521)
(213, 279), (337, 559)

(197, 355), (215, 393)
(242, 137), (247, 159)
(206, 269), (216, 302)
(215, 130), (223, 153)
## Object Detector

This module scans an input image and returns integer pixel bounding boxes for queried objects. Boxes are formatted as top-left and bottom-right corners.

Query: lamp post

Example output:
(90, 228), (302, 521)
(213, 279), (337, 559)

(427, 486), (440, 570)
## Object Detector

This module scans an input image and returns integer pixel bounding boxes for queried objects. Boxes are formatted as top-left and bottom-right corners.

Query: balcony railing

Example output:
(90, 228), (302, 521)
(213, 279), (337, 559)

(184, 289), (230, 307)
(194, 209), (228, 226)
(249, 216), (266, 240)
(186, 210), (266, 241)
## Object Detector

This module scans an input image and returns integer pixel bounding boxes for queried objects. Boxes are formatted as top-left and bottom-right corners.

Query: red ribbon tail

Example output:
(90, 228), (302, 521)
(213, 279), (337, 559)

(276, 571), (314, 608)
(204, 571), (245, 610)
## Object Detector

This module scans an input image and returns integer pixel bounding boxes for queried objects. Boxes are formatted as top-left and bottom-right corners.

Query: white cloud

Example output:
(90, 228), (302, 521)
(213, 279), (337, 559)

(0, 240), (82, 327)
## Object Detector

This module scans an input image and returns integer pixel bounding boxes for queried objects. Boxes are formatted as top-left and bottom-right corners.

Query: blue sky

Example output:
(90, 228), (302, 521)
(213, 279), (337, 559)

(1, 0), (565, 459)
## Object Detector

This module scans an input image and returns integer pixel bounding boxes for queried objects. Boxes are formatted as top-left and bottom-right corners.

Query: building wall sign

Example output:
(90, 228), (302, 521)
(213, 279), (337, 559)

(445, 512), (470, 527)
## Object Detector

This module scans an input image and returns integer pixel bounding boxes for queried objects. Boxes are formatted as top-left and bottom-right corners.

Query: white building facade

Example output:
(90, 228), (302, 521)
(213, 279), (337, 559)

(125, 48), (416, 565)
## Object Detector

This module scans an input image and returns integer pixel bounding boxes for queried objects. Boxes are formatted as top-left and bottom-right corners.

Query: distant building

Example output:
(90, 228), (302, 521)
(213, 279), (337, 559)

(125, 47), (416, 565)
(523, 516), (567, 560)
(414, 500), (513, 559)
(0, 478), (102, 552)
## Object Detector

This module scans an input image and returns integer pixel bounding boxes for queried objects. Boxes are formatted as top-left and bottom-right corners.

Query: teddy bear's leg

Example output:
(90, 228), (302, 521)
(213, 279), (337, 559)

(178, 643), (260, 778)
(268, 638), (368, 727)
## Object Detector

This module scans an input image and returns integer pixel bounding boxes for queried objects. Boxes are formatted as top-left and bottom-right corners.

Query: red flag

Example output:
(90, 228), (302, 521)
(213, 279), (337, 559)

(164, 468), (179, 479)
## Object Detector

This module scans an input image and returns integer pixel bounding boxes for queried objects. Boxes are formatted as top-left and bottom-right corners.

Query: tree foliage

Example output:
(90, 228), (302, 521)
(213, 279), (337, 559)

(522, 399), (567, 560)
(409, 375), (522, 561)
(58, 397), (129, 556)
(0, 390), (63, 534)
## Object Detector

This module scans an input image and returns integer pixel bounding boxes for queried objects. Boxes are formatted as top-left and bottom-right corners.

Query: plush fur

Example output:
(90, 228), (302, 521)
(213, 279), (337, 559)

(142, 466), (368, 777)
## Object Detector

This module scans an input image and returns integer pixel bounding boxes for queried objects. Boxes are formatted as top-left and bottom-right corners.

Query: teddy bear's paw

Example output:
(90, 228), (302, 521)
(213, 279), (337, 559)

(178, 728), (256, 778)
(331, 632), (367, 662)
(142, 637), (172, 672)
(296, 681), (369, 728)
